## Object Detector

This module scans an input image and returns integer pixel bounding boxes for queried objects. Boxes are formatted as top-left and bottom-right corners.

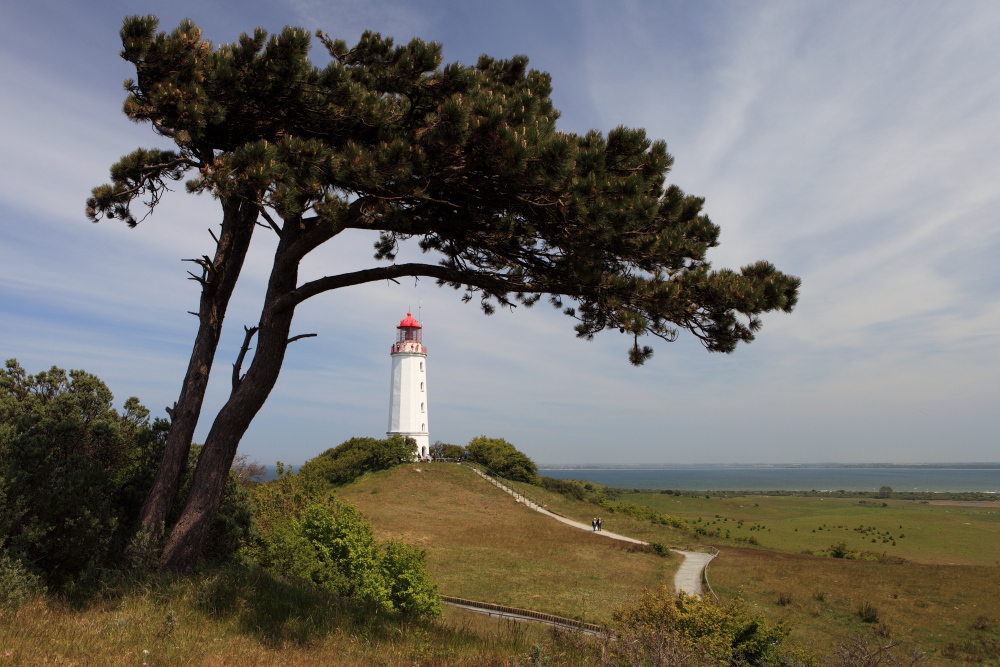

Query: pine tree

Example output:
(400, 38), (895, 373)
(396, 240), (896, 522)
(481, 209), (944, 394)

(90, 16), (799, 571)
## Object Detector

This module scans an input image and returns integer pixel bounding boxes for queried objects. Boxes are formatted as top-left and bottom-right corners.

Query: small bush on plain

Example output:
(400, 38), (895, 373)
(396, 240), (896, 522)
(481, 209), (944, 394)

(857, 601), (880, 624)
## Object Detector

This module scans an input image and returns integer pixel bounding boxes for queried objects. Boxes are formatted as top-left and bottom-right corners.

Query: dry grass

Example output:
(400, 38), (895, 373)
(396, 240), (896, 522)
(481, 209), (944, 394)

(499, 475), (696, 548)
(709, 546), (1000, 664)
(337, 463), (677, 624)
(0, 572), (601, 666)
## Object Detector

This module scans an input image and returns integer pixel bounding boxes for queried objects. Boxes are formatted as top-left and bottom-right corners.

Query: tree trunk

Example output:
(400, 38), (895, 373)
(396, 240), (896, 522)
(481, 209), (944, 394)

(159, 232), (300, 572)
(133, 198), (257, 544)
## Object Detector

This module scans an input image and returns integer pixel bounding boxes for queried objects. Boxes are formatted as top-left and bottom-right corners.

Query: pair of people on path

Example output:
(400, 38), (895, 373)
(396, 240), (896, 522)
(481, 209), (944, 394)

(591, 517), (602, 532)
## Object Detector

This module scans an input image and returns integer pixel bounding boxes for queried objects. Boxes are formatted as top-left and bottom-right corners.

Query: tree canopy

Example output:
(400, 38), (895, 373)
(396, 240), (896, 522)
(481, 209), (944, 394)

(90, 15), (798, 361)
(466, 436), (538, 483)
(89, 16), (799, 570)
(299, 435), (416, 486)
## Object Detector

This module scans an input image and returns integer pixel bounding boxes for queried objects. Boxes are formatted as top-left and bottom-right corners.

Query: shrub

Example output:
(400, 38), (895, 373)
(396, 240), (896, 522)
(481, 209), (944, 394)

(829, 542), (852, 559)
(833, 635), (923, 667)
(299, 435), (416, 486)
(611, 588), (791, 666)
(0, 554), (44, 609)
(242, 471), (439, 617)
(537, 476), (586, 500)
(857, 601), (880, 624)
(466, 436), (537, 482)
(430, 441), (466, 459)
(602, 501), (688, 530)
(0, 360), (168, 586)
(971, 615), (993, 631)
(648, 542), (671, 558)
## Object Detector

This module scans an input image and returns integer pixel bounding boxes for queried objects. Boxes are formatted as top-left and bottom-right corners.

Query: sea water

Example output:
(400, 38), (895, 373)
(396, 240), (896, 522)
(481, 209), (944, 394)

(536, 468), (1000, 493)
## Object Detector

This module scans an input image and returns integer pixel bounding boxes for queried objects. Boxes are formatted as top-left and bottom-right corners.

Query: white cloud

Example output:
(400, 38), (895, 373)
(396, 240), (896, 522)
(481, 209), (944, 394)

(2, 0), (998, 464)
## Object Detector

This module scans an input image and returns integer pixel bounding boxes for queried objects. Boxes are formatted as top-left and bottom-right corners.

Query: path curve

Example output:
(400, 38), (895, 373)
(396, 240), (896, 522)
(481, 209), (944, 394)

(670, 550), (714, 597)
(467, 465), (714, 596)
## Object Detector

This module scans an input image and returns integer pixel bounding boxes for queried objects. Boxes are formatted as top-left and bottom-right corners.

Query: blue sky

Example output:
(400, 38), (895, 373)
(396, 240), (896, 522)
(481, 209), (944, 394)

(1, 0), (997, 465)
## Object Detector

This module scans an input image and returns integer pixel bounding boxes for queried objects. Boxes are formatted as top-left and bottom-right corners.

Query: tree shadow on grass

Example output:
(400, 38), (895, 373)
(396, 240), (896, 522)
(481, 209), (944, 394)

(194, 565), (419, 647)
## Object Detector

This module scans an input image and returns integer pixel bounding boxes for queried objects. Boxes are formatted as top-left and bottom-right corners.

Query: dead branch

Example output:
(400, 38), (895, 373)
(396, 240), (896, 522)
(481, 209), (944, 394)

(258, 207), (282, 236)
(231, 325), (259, 395)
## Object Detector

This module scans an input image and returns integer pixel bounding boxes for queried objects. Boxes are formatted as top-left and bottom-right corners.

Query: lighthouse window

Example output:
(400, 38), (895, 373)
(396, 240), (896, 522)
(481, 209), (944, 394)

(421, 423), (426, 431)
(420, 382), (424, 391)
(420, 402), (425, 412)
(419, 362), (423, 371)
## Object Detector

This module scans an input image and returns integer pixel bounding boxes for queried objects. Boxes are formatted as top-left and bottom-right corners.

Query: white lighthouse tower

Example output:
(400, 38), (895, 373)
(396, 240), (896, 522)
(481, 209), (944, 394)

(387, 312), (429, 458)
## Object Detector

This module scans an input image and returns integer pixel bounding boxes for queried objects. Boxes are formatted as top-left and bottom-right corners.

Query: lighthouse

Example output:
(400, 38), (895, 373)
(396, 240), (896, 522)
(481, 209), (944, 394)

(387, 312), (429, 458)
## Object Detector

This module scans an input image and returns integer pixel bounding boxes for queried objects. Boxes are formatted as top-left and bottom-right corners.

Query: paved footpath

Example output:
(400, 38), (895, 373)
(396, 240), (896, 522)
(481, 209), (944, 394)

(468, 466), (714, 596)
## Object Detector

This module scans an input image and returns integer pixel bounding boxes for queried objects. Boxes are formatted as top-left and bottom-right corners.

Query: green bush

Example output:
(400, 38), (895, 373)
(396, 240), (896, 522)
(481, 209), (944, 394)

(0, 553), (44, 610)
(299, 435), (416, 486)
(242, 470), (439, 617)
(430, 441), (465, 459)
(466, 436), (537, 483)
(537, 476), (586, 500)
(611, 588), (794, 666)
(648, 542), (671, 558)
(0, 359), (254, 586)
(0, 360), (167, 586)
(598, 499), (688, 530)
(828, 542), (851, 559)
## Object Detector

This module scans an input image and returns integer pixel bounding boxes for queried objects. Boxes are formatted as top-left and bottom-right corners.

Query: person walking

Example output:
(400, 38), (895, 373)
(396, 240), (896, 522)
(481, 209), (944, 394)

(591, 518), (597, 531)
(597, 517), (603, 531)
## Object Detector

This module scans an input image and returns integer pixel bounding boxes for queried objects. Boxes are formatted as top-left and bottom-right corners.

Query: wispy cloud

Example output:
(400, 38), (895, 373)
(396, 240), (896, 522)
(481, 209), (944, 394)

(1, 0), (997, 464)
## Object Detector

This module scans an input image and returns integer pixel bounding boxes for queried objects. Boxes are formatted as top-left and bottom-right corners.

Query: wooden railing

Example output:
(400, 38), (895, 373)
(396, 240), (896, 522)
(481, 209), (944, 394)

(442, 596), (606, 635)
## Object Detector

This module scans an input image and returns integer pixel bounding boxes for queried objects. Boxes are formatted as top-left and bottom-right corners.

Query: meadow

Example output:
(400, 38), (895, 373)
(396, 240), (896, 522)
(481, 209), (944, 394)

(617, 492), (1000, 565)
(340, 466), (1000, 664)
(5, 463), (999, 665)
(336, 463), (680, 624)
(612, 491), (1000, 662)
(0, 569), (586, 666)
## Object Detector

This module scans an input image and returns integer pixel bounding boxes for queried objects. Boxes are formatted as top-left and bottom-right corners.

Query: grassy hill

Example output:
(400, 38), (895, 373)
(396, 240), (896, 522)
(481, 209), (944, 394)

(341, 466), (1000, 663)
(7, 462), (999, 665)
(336, 462), (681, 625)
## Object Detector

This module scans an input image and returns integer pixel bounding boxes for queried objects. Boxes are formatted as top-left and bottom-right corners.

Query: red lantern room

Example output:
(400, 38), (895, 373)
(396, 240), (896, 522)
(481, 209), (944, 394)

(392, 312), (426, 354)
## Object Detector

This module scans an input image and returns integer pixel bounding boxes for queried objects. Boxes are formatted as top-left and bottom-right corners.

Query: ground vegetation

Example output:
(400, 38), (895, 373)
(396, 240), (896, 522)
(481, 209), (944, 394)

(239, 466), (439, 616)
(466, 436), (539, 482)
(0, 360), (251, 590)
(299, 435), (416, 486)
(605, 587), (794, 666)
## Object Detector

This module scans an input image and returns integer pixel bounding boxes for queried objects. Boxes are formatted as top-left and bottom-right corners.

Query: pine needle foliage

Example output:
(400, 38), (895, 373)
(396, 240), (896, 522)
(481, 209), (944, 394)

(90, 15), (799, 362)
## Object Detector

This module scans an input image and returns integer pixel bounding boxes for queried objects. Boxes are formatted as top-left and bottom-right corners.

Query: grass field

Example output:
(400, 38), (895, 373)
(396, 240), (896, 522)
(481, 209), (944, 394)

(0, 570), (588, 666)
(7, 465), (999, 665)
(607, 491), (1000, 663)
(617, 492), (1000, 565)
(336, 462), (679, 624)
(342, 466), (1000, 664)
(709, 547), (1000, 663)
(482, 472), (701, 549)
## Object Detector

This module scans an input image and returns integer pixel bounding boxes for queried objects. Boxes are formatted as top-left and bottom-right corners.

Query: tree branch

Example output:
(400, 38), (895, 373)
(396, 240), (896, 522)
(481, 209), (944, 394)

(287, 333), (317, 344)
(231, 325), (259, 395)
(276, 262), (572, 312)
(258, 207), (282, 236)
